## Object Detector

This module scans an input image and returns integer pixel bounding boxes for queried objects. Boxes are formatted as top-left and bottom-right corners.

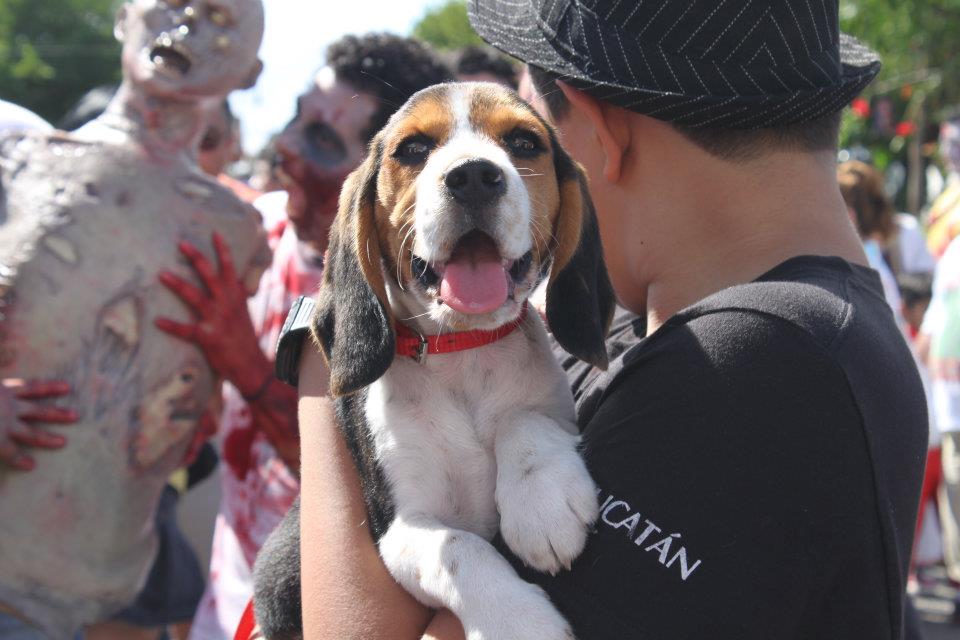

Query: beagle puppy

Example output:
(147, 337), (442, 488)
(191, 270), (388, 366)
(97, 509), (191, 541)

(254, 82), (615, 640)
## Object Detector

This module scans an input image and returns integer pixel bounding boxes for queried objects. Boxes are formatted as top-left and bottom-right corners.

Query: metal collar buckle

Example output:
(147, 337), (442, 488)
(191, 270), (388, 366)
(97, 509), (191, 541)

(414, 334), (428, 363)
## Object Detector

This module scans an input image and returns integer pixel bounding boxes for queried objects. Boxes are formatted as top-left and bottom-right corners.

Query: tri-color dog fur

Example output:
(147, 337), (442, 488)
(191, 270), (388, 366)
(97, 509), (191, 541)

(253, 81), (615, 640)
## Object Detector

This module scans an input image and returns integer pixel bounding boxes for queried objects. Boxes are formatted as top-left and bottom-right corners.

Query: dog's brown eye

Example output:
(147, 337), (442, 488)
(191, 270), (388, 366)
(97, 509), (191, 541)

(393, 134), (435, 165)
(504, 129), (543, 158)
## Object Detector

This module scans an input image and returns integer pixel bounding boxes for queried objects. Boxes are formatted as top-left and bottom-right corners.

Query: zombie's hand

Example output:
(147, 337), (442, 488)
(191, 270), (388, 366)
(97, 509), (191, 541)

(1, 379), (77, 472)
(156, 232), (272, 397)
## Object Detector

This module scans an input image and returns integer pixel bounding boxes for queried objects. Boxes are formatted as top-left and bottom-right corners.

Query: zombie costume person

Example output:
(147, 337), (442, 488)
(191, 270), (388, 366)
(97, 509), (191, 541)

(0, 1), (269, 637)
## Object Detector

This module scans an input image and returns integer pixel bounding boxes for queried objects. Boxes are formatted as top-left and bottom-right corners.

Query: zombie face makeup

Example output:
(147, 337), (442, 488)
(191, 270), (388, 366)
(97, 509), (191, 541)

(115, 0), (264, 99)
(275, 67), (378, 247)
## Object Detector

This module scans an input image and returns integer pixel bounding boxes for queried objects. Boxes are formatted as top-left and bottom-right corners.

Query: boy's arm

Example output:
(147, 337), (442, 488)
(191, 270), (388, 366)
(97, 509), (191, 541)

(297, 346), (433, 639)
(421, 611), (466, 640)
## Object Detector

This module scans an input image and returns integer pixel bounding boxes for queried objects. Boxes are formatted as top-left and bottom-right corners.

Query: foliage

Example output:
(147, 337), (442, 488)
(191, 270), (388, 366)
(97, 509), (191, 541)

(412, 0), (483, 51)
(839, 0), (960, 210)
(840, 0), (960, 117)
(0, 0), (121, 125)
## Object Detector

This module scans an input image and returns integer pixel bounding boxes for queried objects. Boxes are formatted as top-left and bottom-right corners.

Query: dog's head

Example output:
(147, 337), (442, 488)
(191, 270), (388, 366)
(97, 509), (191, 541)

(314, 82), (615, 396)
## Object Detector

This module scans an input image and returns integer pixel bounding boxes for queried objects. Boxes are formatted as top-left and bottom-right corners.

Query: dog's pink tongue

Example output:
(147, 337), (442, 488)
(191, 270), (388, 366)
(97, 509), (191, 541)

(439, 234), (508, 315)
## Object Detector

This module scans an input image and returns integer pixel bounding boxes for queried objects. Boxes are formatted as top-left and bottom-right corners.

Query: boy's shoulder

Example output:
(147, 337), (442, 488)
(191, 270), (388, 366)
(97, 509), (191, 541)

(566, 256), (900, 425)
(675, 255), (873, 352)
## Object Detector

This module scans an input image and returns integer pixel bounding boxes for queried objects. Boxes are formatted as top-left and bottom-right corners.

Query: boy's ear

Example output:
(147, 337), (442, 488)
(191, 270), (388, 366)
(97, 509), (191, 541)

(557, 81), (625, 183)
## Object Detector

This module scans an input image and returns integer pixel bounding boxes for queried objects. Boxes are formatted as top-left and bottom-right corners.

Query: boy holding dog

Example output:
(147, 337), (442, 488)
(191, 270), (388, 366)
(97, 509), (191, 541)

(291, 1), (927, 638)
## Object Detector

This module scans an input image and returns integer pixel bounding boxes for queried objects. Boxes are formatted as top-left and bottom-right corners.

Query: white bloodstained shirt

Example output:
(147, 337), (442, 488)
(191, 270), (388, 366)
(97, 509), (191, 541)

(190, 191), (324, 640)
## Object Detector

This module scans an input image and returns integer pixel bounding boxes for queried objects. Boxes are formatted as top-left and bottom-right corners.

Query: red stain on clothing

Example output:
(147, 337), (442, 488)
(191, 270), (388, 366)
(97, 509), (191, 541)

(192, 201), (324, 638)
(223, 426), (257, 480)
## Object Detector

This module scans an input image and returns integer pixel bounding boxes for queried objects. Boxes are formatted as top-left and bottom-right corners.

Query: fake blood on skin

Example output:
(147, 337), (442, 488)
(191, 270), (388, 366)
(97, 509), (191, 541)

(299, 170), (348, 219)
(280, 157), (350, 244)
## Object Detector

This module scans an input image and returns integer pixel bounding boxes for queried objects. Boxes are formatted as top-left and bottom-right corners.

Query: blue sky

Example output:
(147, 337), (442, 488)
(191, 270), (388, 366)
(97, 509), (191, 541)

(232, 1), (442, 153)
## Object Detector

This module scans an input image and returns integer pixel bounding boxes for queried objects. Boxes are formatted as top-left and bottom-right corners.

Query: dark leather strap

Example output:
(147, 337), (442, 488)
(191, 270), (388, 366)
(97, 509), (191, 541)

(274, 295), (317, 387)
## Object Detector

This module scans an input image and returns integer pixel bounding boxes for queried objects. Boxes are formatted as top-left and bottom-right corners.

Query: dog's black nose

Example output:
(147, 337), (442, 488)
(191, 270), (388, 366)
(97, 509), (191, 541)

(444, 159), (505, 206)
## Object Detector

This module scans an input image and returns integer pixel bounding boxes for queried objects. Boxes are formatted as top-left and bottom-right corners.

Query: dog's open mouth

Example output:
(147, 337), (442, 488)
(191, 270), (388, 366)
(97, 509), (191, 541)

(149, 42), (192, 77)
(411, 230), (533, 315)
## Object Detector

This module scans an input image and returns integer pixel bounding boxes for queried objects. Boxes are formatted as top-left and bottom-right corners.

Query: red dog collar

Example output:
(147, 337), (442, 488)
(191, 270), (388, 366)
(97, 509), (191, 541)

(395, 305), (528, 362)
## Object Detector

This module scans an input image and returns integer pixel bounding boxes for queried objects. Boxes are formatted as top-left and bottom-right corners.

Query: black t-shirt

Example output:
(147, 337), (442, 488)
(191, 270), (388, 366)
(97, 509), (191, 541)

(495, 256), (928, 639)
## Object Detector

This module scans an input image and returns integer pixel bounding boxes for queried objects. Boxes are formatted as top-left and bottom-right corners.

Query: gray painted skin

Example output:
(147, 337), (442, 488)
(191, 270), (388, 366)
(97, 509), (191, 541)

(0, 1), (268, 636)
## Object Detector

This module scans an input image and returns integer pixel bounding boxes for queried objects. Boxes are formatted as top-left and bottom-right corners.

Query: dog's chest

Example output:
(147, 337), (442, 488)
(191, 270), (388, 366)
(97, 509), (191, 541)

(364, 327), (572, 538)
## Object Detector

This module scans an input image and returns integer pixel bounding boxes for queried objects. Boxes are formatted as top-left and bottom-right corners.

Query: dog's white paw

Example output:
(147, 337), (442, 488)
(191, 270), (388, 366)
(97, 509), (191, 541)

(498, 448), (599, 575)
(463, 580), (574, 640)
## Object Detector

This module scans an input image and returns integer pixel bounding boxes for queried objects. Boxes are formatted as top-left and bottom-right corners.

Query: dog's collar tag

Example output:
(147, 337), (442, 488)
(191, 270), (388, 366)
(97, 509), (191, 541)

(395, 304), (528, 363)
(415, 333), (429, 363)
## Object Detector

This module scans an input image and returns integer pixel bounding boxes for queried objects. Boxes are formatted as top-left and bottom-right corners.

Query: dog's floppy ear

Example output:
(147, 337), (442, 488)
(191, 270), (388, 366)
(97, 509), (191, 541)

(546, 142), (616, 370)
(312, 137), (394, 396)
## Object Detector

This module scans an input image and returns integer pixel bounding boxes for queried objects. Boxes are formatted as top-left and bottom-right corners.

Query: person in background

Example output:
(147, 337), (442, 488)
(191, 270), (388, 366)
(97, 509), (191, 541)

(197, 101), (241, 177)
(453, 44), (518, 88)
(901, 273), (935, 341)
(927, 118), (960, 260)
(158, 34), (453, 640)
(897, 271), (945, 583)
(247, 134), (282, 195)
(198, 101), (261, 205)
(839, 160), (905, 321)
(836, 160), (934, 287)
(921, 232), (960, 591)
(0, 93), (212, 640)
(0, 0), (267, 635)
(40, 85), (221, 640)
(891, 211), (936, 278)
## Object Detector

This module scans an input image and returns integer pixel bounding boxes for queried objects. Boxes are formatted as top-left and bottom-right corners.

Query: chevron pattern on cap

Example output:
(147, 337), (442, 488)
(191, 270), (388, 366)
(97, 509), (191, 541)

(469, 0), (880, 129)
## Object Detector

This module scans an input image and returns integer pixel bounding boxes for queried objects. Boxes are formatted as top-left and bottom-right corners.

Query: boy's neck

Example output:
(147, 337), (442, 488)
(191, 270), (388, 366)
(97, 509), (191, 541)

(622, 147), (867, 334)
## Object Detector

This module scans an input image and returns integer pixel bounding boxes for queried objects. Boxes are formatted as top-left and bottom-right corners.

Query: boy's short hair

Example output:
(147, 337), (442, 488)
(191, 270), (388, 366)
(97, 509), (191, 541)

(528, 65), (841, 161)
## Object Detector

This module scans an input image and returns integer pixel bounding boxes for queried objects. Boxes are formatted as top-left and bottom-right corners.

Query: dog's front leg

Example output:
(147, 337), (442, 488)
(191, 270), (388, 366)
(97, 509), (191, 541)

(494, 411), (599, 575)
(379, 513), (574, 640)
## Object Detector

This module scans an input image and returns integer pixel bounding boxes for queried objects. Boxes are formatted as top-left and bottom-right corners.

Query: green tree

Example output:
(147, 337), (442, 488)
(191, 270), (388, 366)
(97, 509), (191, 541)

(840, 0), (960, 114)
(412, 0), (483, 51)
(0, 0), (121, 125)
(840, 0), (960, 211)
